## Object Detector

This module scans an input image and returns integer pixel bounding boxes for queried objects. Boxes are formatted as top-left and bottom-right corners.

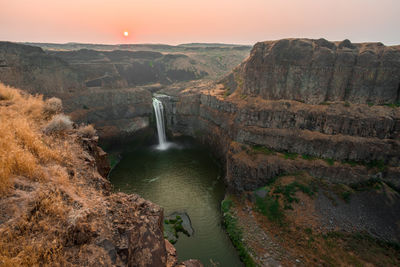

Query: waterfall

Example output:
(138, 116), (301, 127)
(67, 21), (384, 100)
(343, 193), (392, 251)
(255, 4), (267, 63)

(152, 97), (168, 150)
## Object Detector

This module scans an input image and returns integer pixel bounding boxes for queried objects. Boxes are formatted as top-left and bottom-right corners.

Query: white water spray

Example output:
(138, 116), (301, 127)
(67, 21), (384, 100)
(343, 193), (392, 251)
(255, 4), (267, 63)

(152, 97), (169, 150)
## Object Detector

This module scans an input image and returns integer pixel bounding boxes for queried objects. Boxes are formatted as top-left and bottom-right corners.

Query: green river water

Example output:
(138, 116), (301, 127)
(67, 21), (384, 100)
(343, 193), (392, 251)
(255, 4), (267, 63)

(109, 138), (242, 266)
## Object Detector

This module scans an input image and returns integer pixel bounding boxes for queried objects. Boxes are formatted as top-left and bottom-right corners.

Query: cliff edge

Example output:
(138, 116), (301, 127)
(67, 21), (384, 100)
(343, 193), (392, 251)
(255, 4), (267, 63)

(0, 84), (196, 266)
(222, 38), (400, 104)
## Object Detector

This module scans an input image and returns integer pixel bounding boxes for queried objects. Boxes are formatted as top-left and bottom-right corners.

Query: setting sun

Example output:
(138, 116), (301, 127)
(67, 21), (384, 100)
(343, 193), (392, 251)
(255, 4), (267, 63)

(123, 31), (129, 37)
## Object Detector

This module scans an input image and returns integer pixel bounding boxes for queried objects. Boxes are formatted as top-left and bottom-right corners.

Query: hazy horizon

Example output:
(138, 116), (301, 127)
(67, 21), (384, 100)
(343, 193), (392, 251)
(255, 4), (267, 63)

(1, 0), (400, 46)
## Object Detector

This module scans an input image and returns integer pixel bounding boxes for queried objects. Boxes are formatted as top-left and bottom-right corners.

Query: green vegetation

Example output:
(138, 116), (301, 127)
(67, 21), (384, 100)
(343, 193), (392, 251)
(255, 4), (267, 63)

(341, 160), (358, 167)
(82, 104), (89, 110)
(324, 158), (335, 166)
(365, 159), (386, 172)
(251, 145), (275, 155)
(239, 142), (389, 173)
(350, 178), (384, 192)
(367, 102), (374, 107)
(108, 154), (120, 169)
(344, 159), (387, 171)
(301, 154), (317, 160)
(164, 216), (189, 244)
(284, 152), (298, 160)
(273, 181), (317, 209)
(344, 101), (350, 107)
(221, 198), (256, 267)
(319, 101), (331, 105)
(255, 194), (284, 223)
(149, 61), (154, 67)
(384, 102), (400, 108)
(223, 90), (231, 97)
(305, 228), (313, 235)
(331, 183), (353, 203)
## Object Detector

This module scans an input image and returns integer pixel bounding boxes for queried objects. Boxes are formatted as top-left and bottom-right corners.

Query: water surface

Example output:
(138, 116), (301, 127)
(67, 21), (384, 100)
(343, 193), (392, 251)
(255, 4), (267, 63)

(109, 139), (242, 266)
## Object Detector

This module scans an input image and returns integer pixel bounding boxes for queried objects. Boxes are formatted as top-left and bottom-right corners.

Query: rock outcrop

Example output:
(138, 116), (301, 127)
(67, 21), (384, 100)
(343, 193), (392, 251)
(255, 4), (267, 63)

(0, 86), (181, 266)
(222, 38), (400, 104)
(65, 87), (153, 142)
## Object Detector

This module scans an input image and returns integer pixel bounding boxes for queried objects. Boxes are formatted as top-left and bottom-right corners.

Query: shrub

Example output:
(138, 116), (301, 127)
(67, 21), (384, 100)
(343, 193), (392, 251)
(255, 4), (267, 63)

(284, 152), (298, 160)
(255, 195), (284, 224)
(302, 154), (316, 160)
(77, 124), (96, 138)
(221, 198), (256, 266)
(251, 145), (275, 155)
(366, 159), (386, 172)
(43, 97), (62, 116)
(44, 114), (73, 134)
(384, 102), (400, 108)
(324, 158), (335, 166)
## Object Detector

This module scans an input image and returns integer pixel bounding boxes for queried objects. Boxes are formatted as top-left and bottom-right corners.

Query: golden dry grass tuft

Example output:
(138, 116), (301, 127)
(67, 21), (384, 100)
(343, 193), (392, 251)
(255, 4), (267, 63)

(0, 84), (92, 265)
(77, 124), (96, 138)
(0, 84), (70, 194)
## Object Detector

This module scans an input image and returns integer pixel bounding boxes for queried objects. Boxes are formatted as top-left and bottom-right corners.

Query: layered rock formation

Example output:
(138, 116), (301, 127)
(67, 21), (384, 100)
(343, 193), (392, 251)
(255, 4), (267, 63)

(158, 39), (400, 245)
(160, 89), (400, 190)
(0, 42), (83, 94)
(64, 88), (153, 142)
(0, 41), (250, 141)
(223, 38), (400, 104)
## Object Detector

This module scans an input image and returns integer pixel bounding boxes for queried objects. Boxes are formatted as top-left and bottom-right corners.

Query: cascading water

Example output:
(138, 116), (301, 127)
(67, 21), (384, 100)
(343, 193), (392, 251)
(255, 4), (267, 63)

(152, 97), (169, 150)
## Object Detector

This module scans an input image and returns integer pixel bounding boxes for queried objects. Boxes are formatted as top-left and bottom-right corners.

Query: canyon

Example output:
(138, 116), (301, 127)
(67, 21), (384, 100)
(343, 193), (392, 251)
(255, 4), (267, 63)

(0, 38), (400, 266)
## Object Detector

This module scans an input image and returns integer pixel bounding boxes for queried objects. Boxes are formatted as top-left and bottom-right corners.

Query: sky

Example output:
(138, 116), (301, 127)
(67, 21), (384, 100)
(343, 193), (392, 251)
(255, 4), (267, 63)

(1, 0), (399, 45)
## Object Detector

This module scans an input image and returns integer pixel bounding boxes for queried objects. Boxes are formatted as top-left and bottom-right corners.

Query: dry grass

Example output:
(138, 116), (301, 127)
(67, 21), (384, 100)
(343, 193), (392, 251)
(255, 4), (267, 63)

(0, 190), (69, 266)
(0, 84), (96, 265)
(43, 97), (63, 116)
(76, 124), (96, 138)
(43, 114), (73, 134)
(0, 84), (69, 194)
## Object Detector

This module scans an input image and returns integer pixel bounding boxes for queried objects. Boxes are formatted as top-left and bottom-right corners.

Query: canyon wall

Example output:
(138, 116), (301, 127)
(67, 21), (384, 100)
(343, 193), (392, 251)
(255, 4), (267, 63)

(158, 39), (400, 193)
(0, 42), (250, 141)
(223, 38), (400, 104)
(160, 91), (400, 191)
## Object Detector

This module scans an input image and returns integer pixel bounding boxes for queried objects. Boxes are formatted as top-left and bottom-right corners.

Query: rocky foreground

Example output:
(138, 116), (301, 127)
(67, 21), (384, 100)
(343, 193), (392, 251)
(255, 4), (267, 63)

(0, 84), (201, 266)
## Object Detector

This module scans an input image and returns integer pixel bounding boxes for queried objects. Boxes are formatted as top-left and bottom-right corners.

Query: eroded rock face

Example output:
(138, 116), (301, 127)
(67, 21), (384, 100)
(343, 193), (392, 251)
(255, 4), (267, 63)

(0, 42), (83, 94)
(0, 129), (177, 266)
(66, 88), (153, 141)
(223, 38), (400, 104)
(159, 87), (400, 192)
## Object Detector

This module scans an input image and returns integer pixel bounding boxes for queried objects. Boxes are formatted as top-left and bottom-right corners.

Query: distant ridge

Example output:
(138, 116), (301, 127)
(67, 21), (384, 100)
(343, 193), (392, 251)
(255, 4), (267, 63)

(20, 42), (252, 51)
(177, 43), (252, 47)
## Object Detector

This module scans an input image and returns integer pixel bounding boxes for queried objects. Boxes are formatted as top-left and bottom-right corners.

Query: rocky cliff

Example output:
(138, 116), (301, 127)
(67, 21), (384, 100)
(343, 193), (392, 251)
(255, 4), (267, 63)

(160, 88), (400, 190)
(158, 39), (400, 244)
(0, 85), (201, 266)
(222, 38), (400, 104)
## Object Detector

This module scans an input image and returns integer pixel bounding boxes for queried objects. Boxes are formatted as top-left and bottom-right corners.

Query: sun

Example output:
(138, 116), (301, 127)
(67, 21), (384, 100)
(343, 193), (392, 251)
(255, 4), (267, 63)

(123, 31), (129, 37)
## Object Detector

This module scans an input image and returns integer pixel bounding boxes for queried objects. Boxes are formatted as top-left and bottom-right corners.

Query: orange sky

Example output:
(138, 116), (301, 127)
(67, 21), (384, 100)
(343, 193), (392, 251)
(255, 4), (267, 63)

(1, 0), (399, 45)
